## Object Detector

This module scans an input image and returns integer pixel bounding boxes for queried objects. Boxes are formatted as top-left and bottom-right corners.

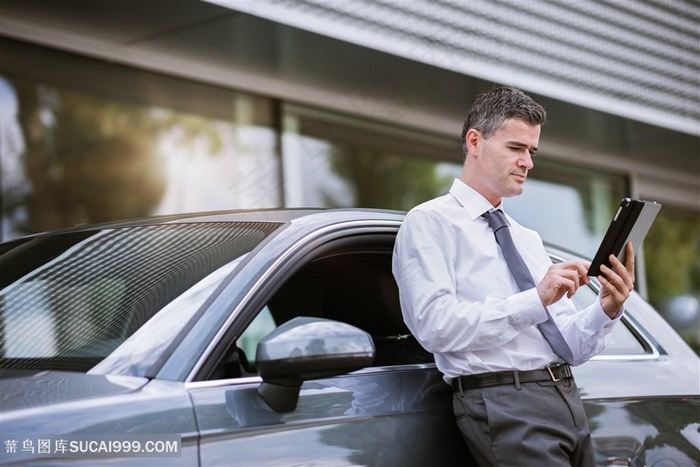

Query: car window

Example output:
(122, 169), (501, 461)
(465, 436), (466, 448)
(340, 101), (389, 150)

(0, 222), (280, 373)
(570, 281), (649, 356)
(237, 306), (276, 363)
(90, 257), (248, 376)
(212, 242), (652, 381)
(210, 243), (433, 380)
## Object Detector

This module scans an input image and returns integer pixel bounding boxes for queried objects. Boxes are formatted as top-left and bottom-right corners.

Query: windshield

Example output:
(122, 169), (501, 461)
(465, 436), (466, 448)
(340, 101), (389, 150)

(0, 222), (281, 373)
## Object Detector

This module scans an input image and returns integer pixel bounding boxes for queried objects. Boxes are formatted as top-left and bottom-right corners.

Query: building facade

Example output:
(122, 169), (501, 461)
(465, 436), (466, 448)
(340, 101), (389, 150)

(0, 0), (698, 342)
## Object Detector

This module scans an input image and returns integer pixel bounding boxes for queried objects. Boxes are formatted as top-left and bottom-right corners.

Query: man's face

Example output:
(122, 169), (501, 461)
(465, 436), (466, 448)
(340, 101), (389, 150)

(469, 118), (540, 206)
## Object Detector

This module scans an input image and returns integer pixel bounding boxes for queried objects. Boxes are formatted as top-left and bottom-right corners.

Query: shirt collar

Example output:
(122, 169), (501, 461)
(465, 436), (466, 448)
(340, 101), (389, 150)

(448, 178), (504, 220)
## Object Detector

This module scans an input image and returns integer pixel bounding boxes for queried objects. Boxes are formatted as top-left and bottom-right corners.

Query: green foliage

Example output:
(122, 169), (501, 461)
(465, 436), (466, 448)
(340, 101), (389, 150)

(645, 209), (700, 353)
(645, 211), (700, 301)
(7, 82), (223, 235)
(325, 147), (450, 210)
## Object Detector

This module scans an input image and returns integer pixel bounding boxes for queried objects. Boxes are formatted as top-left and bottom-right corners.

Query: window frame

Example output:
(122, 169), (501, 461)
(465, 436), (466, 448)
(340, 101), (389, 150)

(189, 220), (403, 382)
(548, 252), (660, 361)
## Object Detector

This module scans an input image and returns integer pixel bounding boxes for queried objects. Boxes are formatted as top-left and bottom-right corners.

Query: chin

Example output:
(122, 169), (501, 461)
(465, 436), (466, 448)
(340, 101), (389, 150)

(504, 186), (524, 198)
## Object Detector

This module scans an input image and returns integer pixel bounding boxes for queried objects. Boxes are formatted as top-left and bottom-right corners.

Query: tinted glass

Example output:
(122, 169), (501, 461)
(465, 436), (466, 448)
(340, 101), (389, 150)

(215, 248), (433, 380)
(0, 222), (280, 372)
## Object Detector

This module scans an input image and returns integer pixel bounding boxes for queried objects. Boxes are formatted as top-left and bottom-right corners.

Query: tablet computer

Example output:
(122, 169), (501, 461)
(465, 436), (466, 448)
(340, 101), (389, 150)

(588, 198), (661, 276)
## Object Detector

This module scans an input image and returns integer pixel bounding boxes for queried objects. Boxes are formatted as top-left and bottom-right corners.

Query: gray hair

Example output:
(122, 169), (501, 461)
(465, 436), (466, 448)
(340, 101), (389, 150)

(461, 87), (546, 158)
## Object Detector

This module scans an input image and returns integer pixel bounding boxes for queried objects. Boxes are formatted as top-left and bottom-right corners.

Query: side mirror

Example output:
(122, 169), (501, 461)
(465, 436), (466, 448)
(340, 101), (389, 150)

(256, 317), (375, 412)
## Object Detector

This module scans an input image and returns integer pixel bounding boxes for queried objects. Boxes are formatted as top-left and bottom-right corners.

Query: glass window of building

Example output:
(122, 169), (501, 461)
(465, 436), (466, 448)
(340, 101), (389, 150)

(507, 158), (628, 258)
(283, 103), (629, 262)
(282, 104), (460, 211)
(0, 39), (278, 241)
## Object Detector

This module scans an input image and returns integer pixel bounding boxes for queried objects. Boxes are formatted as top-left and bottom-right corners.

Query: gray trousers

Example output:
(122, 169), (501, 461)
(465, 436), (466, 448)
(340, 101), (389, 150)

(453, 377), (595, 466)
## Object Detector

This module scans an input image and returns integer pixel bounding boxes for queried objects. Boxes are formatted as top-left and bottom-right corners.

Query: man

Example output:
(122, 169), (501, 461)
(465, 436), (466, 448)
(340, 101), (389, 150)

(392, 86), (635, 466)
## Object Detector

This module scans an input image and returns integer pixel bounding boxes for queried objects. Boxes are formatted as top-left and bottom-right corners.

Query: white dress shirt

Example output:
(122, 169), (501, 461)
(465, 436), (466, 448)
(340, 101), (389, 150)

(392, 179), (620, 381)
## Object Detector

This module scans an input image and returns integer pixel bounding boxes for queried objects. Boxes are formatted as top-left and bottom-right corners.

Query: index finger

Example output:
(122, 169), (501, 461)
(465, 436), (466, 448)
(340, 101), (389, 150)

(624, 241), (635, 274)
(607, 242), (635, 283)
(560, 259), (591, 284)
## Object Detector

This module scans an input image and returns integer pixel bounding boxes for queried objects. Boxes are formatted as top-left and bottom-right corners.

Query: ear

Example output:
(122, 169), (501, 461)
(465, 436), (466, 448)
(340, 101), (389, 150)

(465, 128), (481, 156)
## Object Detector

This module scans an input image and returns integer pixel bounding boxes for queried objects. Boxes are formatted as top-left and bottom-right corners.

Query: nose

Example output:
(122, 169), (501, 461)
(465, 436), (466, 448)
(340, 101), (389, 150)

(519, 151), (534, 170)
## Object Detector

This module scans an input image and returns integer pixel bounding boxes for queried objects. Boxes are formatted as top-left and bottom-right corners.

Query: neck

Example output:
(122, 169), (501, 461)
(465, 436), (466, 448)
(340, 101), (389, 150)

(459, 172), (501, 208)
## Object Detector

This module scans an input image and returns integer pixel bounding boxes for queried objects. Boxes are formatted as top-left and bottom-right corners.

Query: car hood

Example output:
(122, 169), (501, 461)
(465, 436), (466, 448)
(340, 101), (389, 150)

(0, 369), (149, 413)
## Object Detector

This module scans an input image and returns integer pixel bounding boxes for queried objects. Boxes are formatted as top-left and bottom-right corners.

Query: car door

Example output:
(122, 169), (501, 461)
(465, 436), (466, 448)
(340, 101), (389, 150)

(186, 227), (472, 466)
(527, 248), (700, 466)
(567, 281), (700, 466)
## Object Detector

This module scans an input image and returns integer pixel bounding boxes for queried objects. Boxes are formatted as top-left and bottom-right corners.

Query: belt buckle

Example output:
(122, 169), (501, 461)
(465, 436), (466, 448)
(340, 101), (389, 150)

(546, 365), (561, 382)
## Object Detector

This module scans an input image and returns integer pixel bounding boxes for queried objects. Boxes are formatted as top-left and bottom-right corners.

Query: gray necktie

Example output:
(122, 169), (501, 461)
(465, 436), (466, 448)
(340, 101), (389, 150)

(482, 209), (574, 365)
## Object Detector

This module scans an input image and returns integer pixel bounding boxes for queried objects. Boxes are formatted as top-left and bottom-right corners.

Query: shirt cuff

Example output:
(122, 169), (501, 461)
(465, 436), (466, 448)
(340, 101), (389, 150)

(506, 287), (549, 326)
(589, 298), (623, 331)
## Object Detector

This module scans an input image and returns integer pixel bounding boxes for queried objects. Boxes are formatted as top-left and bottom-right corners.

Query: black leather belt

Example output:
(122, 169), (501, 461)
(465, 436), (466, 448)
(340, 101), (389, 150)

(452, 364), (573, 391)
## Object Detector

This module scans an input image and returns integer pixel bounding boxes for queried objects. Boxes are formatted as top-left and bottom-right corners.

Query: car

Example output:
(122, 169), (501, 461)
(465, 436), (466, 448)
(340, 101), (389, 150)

(1, 208), (698, 466)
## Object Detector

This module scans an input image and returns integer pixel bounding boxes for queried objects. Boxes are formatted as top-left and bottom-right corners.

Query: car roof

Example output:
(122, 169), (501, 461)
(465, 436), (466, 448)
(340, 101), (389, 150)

(2, 207), (587, 261)
(3, 208), (403, 238)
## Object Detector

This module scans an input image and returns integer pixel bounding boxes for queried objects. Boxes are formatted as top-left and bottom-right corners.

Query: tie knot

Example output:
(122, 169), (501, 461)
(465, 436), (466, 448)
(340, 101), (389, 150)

(482, 209), (509, 232)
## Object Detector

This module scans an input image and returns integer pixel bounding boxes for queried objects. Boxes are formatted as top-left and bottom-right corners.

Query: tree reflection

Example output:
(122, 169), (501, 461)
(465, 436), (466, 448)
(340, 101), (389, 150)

(5, 80), (222, 237)
(325, 147), (450, 211)
(626, 399), (700, 463)
(586, 398), (700, 465)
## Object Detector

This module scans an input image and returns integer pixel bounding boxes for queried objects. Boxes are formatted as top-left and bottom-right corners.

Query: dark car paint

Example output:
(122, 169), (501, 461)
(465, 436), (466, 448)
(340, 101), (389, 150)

(191, 369), (471, 466)
(1, 374), (199, 465)
(1, 209), (698, 466)
(0, 370), (148, 412)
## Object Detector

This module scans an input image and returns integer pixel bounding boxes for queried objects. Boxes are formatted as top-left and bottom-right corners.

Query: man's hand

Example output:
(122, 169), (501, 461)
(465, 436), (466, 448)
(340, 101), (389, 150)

(598, 242), (635, 319)
(537, 260), (591, 307)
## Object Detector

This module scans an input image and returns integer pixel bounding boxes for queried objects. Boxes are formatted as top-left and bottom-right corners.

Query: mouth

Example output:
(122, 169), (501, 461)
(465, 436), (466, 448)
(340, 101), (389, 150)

(511, 173), (527, 182)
